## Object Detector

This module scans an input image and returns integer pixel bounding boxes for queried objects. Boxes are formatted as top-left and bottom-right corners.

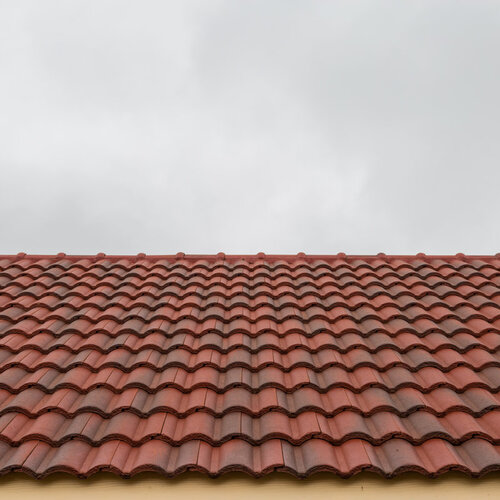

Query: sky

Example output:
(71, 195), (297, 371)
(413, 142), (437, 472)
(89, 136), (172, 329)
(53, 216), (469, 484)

(0, 0), (499, 256)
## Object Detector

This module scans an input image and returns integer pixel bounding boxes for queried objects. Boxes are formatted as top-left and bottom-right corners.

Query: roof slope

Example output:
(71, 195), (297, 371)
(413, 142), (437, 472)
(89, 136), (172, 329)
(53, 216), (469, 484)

(0, 253), (499, 478)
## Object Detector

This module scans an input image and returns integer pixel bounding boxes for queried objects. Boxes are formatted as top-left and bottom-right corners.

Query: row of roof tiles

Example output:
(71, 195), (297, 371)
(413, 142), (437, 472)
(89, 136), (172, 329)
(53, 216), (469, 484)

(2, 386), (497, 418)
(1, 365), (499, 394)
(1, 331), (499, 354)
(1, 270), (499, 287)
(1, 438), (499, 478)
(1, 317), (497, 339)
(1, 409), (499, 446)
(1, 345), (497, 372)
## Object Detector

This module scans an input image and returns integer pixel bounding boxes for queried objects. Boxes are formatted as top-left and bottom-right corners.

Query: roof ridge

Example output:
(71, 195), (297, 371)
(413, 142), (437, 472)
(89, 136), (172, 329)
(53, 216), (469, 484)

(2, 252), (499, 262)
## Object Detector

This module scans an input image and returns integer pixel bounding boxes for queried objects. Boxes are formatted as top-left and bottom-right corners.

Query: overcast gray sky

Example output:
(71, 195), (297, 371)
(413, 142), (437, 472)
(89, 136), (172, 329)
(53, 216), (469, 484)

(0, 1), (499, 255)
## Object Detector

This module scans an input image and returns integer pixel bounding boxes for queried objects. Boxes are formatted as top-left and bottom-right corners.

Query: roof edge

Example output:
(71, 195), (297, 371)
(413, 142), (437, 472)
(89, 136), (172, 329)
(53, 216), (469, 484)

(2, 252), (499, 262)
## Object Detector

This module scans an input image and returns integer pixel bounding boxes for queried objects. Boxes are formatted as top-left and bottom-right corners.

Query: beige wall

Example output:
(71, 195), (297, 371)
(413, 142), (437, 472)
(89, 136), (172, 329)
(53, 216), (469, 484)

(0, 471), (499, 500)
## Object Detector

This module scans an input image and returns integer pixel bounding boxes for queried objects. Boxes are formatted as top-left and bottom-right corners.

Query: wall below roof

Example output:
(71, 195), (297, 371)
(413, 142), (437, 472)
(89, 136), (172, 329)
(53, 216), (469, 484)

(0, 472), (499, 499)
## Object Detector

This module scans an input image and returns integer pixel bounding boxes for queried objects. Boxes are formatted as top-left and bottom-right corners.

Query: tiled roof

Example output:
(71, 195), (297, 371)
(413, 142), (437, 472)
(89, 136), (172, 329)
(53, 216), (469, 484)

(0, 253), (499, 478)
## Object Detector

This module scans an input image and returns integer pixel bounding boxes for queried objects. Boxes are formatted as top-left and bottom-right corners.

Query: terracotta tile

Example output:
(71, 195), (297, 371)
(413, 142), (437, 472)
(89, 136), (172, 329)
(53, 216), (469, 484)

(86, 440), (124, 473)
(0, 440), (39, 472)
(0, 413), (30, 441)
(217, 439), (253, 472)
(125, 439), (170, 474)
(30, 440), (87, 475)
(175, 439), (201, 472)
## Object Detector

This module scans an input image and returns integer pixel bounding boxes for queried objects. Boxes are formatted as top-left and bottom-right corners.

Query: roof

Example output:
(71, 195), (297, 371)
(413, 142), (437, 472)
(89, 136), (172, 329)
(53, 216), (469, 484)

(0, 252), (499, 478)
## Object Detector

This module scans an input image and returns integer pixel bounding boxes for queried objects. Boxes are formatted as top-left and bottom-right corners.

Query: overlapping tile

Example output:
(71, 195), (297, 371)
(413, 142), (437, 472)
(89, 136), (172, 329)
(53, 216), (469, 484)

(0, 253), (499, 477)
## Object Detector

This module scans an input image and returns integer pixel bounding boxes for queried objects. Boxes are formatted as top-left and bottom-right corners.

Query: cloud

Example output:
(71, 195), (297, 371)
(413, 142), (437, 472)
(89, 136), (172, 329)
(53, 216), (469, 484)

(0, 0), (498, 254)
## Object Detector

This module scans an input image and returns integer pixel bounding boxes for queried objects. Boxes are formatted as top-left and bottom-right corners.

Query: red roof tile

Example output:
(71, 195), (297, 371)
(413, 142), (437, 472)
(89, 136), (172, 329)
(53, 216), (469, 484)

(0, 253), (499, 478)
